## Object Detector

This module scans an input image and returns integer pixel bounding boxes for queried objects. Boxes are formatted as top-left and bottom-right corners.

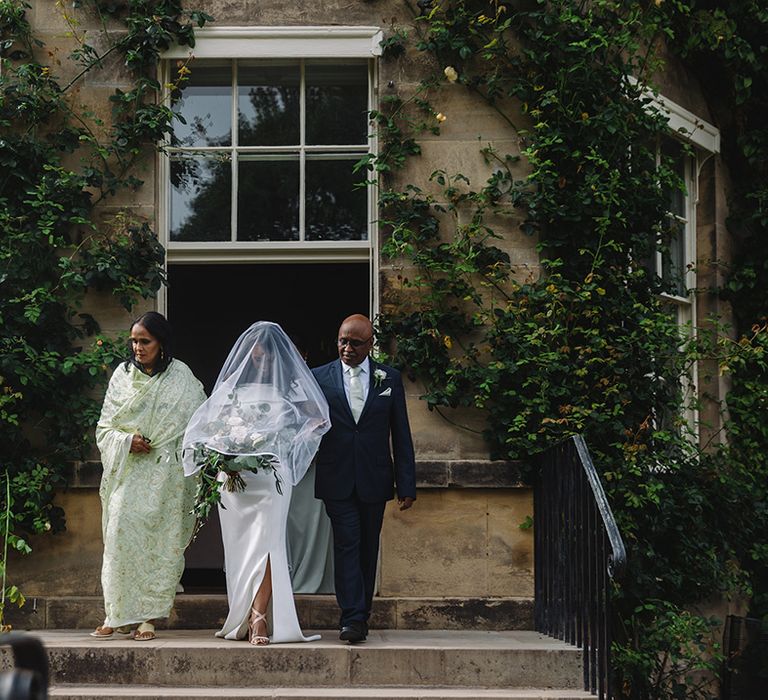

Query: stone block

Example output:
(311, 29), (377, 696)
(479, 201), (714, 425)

(404, 394), (462, 461)
(396, 82), (528, 145)
(349, 646), (445, 687)
(449, 461), (527, 488)
(304, 595), (339, 629)
(446, 644), (583, 689)
(2, 596), (47, 631)
(380, 41), (442, 85)
(32, 1), (80, 33)
(47, 596), (104, 629)
(166, 595), (228, 630)
(35, 31), (132, 90)
(393, 139), (527, 196)
(380, 488), (534, 599)
(173, 0), (396, 26)
(415, 461), (450, 488)
(301, 597), (397, 632)
(379, 491), (488, 597)
(651, 43), (712, 121)
(79, 289), (136, 337)
(8, 491), (103, 597)
(401, 379), (491, 462)
(396, 597), (533, 631)
(487, 491), (534, 598)
(414, 461), (529, 489)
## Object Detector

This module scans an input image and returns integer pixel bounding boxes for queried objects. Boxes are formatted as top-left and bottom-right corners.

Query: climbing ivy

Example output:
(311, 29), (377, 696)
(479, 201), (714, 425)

(0, 0), (210, 625)
(371, 1), (768, 696)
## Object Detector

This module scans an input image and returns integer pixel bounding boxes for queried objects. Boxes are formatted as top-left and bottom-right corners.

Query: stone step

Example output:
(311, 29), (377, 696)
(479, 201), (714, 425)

(3, 630), (584, 691)
(9, 595), (534, 632)
(50, 686), (596, 699)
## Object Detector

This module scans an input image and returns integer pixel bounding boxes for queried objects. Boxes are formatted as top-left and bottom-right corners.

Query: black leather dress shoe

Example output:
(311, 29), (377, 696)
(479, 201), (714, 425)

(339, 621), (367, 643)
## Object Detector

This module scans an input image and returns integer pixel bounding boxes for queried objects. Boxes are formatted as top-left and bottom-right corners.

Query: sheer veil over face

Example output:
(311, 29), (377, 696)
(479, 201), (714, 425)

(182, 322), (330, 486)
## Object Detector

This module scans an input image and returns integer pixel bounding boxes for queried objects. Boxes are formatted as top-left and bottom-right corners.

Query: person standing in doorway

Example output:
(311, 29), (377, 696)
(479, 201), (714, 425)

(312, 314), (416, 643)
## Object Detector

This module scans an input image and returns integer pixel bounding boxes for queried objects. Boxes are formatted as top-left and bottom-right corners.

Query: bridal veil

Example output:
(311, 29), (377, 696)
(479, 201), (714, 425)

(182, 321), (330, 486)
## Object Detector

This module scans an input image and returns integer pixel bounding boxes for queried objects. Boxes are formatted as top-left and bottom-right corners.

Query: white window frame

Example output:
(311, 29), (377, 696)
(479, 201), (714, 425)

(638, 85), (720, 436)
(157, 27), (383, 314)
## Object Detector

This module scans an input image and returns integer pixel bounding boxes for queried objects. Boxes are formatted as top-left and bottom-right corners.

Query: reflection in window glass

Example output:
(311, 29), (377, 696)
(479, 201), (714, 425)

(659, 139), (689, 297)
(306, 64), (369, 145)
(167, 59), (371, 244)
(662, 139), (687, 218)
(237, 159), (299, 241)
(170, 156), (232, 241)
(172, 64), (232, 148)
(662, 215), (687, 297)
(239, 64), (300, 146)
(305, 159), (367, 241)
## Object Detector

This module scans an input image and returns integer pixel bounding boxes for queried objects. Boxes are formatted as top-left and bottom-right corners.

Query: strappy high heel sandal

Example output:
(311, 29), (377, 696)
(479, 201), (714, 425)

(248, 608), (269, 646)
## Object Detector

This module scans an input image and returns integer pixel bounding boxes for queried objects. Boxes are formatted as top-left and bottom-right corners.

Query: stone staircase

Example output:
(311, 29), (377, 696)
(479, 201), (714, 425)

(2, 629), (592, 700)
(0, 594), (594, 698)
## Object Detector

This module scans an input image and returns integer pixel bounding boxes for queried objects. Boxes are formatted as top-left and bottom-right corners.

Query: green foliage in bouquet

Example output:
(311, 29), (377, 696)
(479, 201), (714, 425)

(189, 447), (281, 541)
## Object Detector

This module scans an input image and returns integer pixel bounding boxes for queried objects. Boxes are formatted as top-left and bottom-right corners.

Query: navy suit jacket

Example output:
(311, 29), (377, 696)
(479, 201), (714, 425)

(312, 359), (416, 504)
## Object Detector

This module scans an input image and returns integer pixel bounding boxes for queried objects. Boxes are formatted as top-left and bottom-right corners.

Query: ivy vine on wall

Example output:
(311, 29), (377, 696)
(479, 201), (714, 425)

(0, 0), (210, 623)
(370, 1), (768, 696)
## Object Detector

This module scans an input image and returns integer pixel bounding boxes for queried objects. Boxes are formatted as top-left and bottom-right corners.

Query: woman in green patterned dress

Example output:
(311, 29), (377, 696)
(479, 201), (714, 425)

(91, 312), (205, 641)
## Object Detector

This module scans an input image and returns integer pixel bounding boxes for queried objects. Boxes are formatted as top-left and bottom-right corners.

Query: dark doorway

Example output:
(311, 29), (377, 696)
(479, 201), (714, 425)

(168, 261), (369, 590)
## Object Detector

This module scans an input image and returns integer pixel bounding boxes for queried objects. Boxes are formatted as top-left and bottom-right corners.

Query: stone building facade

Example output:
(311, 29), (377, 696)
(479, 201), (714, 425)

(16, 1), (727, 624)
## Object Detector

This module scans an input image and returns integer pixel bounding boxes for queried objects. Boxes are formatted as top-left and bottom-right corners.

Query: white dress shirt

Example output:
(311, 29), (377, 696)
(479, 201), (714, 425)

(341, 356), (370, 406)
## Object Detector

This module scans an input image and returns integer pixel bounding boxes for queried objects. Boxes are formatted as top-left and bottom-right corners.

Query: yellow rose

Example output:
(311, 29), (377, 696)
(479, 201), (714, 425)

(444, 66), (459, 83)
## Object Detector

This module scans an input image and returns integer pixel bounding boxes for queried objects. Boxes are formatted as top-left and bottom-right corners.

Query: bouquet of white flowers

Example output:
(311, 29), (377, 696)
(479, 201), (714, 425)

(188, 392), (285, 539)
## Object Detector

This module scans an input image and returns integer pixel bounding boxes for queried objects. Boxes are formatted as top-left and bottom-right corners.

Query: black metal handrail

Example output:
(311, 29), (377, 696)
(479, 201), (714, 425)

(534, 435), (627, 700)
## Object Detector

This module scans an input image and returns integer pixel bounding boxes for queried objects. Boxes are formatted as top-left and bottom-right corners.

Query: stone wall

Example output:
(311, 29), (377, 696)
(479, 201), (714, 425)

(10, 469), (533, 603)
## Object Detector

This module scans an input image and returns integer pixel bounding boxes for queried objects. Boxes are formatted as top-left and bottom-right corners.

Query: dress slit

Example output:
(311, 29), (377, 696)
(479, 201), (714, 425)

(216, 468), (319, 643)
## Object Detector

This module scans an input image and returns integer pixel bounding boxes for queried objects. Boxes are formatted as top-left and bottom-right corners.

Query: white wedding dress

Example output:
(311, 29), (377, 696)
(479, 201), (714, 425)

(216, 466), (320, 643)
(180, 322), (331, 644)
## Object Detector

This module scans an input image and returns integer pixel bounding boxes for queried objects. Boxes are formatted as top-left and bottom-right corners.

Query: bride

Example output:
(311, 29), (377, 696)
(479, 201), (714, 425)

(182, 322), (330, 644)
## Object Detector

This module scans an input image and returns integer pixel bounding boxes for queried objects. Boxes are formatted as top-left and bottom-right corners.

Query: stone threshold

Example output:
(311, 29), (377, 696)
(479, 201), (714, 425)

(6, 594), (534, 632)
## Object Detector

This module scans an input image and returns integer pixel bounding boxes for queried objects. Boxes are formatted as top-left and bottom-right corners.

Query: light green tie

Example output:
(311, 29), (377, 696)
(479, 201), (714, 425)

(349, 366), (364, 422)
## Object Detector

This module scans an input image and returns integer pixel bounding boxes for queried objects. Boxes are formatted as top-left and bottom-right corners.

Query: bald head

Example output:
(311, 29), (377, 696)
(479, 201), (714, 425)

(337, 314), (374, 366)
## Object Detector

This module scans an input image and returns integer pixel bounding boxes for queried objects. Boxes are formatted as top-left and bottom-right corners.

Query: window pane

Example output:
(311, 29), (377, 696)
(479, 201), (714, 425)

(306, 64), (368, 145)
(662, 139), (687, 218)
(237, 159), (299, 241)
(238, 63), (300, 146)
(661, 215), (686, 296)
(305, 159), (367, 241)
(170, 156), (232, 241)
(172, 64), (232, 147)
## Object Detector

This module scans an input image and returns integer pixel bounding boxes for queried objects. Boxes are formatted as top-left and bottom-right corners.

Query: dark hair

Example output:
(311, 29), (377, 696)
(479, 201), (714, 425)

(125, 311), (174, 375)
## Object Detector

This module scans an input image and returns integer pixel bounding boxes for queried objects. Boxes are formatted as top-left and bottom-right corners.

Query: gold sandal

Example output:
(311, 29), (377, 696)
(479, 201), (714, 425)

(133, 622), (156, 642)
(89, 625), (114, 638)
(248, 608), (269, 646)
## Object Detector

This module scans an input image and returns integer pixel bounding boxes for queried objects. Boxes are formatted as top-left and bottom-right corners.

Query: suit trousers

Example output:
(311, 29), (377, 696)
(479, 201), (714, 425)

(323, 493), (386, 627)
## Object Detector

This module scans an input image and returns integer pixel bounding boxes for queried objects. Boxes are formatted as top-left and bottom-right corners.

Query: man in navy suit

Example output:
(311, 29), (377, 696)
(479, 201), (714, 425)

(313, 314), (416, 642)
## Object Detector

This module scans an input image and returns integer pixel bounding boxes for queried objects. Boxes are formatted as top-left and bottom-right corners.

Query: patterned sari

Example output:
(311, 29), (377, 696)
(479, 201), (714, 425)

(96, 359), (205, 627)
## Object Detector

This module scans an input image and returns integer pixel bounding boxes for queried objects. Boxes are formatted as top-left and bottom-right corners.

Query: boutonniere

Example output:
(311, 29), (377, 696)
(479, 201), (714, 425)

(373, 368), (387, 388)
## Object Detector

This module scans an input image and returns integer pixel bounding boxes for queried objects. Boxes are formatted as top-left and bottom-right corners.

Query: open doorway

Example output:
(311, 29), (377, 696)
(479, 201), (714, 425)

(168, 261), (369, 590)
